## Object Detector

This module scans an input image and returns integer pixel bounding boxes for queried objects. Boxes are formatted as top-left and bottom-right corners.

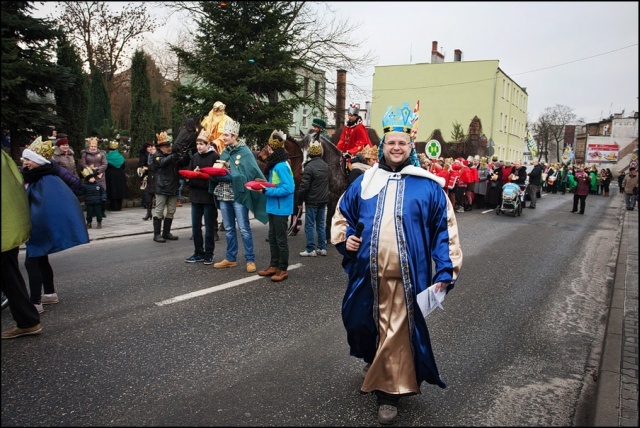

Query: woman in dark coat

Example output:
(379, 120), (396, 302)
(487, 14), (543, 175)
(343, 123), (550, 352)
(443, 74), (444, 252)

(105, 140), (128, 211)
(485, 161), (503, 209)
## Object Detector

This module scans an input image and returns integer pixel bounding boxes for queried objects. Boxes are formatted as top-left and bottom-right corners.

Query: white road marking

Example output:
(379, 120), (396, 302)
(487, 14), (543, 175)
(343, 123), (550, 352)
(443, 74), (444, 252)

(155, 263), (303, 306)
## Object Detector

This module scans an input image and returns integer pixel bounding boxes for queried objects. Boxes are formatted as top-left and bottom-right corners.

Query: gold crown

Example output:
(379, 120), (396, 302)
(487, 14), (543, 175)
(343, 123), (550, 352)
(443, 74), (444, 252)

(268, 129), (286, 149)
(81, 167), (94, 178)
(222, 120), (240, 136)
(361, 144), (378, 160)
(87, 136), (99, 147)
(197, 129), (211, 142)
(28, 136), (55, 160)
(108, 140), (119, 150)
(308, 141), (322, 157)
(156, 131), (170, 144)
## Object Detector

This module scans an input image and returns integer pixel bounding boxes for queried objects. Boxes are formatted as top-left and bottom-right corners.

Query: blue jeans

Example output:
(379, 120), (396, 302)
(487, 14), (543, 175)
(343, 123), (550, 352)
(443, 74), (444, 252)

(191, 203), (218, 258)
(304, 204), (327, 252)
(625, 193), (637, 209)
(219, 200), (255, 263)
(178, 178), (185, 201)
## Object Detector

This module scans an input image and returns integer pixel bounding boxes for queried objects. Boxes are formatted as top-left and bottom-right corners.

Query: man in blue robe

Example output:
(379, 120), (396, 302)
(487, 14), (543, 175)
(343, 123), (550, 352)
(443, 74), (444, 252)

(331, 102), (463, 425)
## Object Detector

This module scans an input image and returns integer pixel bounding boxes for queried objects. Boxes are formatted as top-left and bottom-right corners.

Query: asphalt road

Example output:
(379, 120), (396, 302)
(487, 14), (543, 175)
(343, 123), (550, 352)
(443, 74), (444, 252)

(1, 190), (620, 426)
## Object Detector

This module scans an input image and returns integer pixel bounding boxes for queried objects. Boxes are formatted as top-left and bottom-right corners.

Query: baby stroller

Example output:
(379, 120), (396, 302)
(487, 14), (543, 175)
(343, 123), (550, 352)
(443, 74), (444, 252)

(496, 183), (524, 217)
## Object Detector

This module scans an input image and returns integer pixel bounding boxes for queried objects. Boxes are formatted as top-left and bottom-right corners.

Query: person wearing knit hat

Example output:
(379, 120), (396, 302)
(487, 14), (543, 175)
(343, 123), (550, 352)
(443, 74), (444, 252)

(19, 136), (89, 314)
(311, 118), (331, 142)
(52, 135), (79, 177)
(331, 101), (462, 426)
(337, 103), (373, 156)
(212, 119), (267, 272)
(295, 138), (329, 258)
(250, 130), (295, 281)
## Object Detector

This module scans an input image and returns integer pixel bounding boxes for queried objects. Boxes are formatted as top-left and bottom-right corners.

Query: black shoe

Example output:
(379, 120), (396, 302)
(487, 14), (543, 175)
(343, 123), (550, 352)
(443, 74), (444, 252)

(579, 211), (584, 214)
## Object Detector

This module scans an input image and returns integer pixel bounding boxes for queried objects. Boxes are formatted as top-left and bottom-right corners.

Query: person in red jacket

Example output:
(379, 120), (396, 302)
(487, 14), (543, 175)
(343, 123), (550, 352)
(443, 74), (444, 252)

(336, 103), (372, 156)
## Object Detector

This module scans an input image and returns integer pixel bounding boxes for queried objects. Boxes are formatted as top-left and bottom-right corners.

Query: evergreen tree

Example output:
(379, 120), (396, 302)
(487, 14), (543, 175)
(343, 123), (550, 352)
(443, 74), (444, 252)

(1, 1), (73, 159)
(55, 32), (89, 154)
(129, 49), (154, 155)
(171, 1), (306, 145)
(86, 68), (112, 137)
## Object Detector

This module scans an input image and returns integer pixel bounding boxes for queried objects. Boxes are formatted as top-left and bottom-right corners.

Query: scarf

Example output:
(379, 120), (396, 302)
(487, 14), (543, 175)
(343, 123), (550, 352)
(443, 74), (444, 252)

(106, 150), (125, 168)
(264, 148), (289, 176)
(22, 163), (56, 184)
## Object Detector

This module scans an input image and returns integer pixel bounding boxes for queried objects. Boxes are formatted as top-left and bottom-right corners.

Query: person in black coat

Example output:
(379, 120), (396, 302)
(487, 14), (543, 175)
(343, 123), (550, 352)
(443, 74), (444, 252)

(527, 160), (544, 209)
(150, 131), (188, 242)
(183, 130), (220, 264)
(297, 141), (329, 257)
(77, 167), (107, 228)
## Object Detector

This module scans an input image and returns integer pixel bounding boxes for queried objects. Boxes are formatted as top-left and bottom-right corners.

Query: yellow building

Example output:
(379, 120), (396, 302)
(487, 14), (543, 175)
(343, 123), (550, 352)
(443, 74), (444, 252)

(372, 47), (528, 162)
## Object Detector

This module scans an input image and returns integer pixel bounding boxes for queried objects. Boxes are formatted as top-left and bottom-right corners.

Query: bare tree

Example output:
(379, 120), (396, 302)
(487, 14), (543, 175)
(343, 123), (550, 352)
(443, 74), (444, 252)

(533, 104), (577, 164)
(53, 1), (157, 93)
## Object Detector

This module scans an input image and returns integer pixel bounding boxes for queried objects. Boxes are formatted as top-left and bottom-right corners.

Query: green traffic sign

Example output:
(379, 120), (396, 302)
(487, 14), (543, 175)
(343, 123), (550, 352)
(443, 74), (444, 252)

(426, 140), (441, 159)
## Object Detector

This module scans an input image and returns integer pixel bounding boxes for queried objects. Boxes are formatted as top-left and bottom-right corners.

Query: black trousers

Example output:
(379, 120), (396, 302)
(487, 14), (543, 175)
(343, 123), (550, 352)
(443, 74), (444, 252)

(267, 214), (289, 271)
(24, 255), (55, 305)
(572, 194), (587, 213)
(1, 247), (40, 328)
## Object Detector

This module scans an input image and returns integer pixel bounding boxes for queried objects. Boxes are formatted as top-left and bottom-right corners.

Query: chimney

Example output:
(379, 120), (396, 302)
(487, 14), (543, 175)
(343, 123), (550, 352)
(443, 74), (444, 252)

(431, 41), (445, 64)
(336, 69), (347, 127)
(454, 49), (462, 62)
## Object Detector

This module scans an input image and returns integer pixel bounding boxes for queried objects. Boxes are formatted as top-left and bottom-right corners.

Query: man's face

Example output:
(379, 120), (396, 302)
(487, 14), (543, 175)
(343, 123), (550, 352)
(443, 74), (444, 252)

(158, 144), (171, 154)
(222, 132), (237, 146)
(513, 161), (521, 168)
(347, 113), (357, 122)
(383, 133), (411, 169)
(196, 140), (209, 154)
(312, 125), (321, 133)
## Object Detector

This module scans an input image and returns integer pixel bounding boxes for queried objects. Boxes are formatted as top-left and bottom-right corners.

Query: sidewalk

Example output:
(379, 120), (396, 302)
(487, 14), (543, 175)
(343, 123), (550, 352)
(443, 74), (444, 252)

(592, 204), (638, 427)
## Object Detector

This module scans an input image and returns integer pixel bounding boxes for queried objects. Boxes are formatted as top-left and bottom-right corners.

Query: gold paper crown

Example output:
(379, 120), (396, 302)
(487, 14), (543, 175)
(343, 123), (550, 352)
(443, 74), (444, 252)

(360, 145), (378, 160)
(223, 120), (240, 136)
(81, 167), (94, 178)
(108, 140), (119, 150)
(196, 129), (210, 142)
(268, 130), (286, 149)
(87, 136), (99, 147)
(308, 141), (322, 157)
(28, 136), (55, 160)
(156, 131), (170, 144)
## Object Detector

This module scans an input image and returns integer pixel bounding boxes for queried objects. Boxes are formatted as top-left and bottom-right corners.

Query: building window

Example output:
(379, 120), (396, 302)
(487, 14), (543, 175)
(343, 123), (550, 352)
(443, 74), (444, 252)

(304, 77), (309, 97)
(314, 80), (320, 102)
(302, 108), (308, 128)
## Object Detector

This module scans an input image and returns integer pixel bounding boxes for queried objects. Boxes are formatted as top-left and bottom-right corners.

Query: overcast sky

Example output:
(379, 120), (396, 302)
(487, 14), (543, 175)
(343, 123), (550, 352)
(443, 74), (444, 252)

(33, 1), (638, 124)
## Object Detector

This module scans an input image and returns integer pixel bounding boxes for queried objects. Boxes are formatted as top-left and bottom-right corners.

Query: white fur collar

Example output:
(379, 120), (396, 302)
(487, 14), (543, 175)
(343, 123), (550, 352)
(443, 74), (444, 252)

(360, 163), (446, 199)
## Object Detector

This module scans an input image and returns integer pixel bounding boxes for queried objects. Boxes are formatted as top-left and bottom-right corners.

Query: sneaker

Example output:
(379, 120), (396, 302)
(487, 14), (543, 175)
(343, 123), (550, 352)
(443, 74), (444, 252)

(316, 249), (327, 256)
(246, 262), (257, 273)
(203, 256), (214, 265)
(41, 293), (59, 305)
(455, 208), (464, 213)
(299, 250), (317, 257)
(378, 405), (398, 425)
(214, 259), (237, 269)
(2, 323), (42, 339)
(34, 303), (44, 314)
(185, 254), (205, 263)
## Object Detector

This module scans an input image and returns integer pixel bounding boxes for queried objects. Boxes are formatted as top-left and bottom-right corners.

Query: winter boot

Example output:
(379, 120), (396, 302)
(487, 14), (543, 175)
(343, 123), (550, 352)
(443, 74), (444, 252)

(271, 269), (289, 282)
(87, 221), (92, 229)
(162, 218), (179, 240)
(97, 222), (102, 229)
(142, 202), (152, 220)
(153, 218), (166, 243)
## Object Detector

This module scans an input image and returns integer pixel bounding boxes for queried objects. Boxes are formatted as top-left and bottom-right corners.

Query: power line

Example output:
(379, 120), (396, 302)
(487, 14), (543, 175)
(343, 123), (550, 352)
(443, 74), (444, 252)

(375, 43), (638, 92)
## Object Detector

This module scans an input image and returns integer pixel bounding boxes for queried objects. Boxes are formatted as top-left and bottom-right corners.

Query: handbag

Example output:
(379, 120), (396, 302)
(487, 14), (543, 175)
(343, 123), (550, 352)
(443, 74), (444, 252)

(541, 172), (548, 181)
(139, 175), (147, 190)
(547, 174), (557, 184)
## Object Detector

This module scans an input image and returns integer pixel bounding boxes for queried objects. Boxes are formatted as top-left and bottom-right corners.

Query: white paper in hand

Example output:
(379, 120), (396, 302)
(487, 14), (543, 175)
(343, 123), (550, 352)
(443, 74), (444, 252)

(416, 284), (446, 318)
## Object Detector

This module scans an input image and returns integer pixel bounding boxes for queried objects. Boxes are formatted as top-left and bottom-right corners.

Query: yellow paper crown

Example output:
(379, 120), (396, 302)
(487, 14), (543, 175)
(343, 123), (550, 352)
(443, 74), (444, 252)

(108, 140), (119, 150)
(28, 136), (55, 160)
(156, 131), (169, 144)
(268, 130), (286, 149)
